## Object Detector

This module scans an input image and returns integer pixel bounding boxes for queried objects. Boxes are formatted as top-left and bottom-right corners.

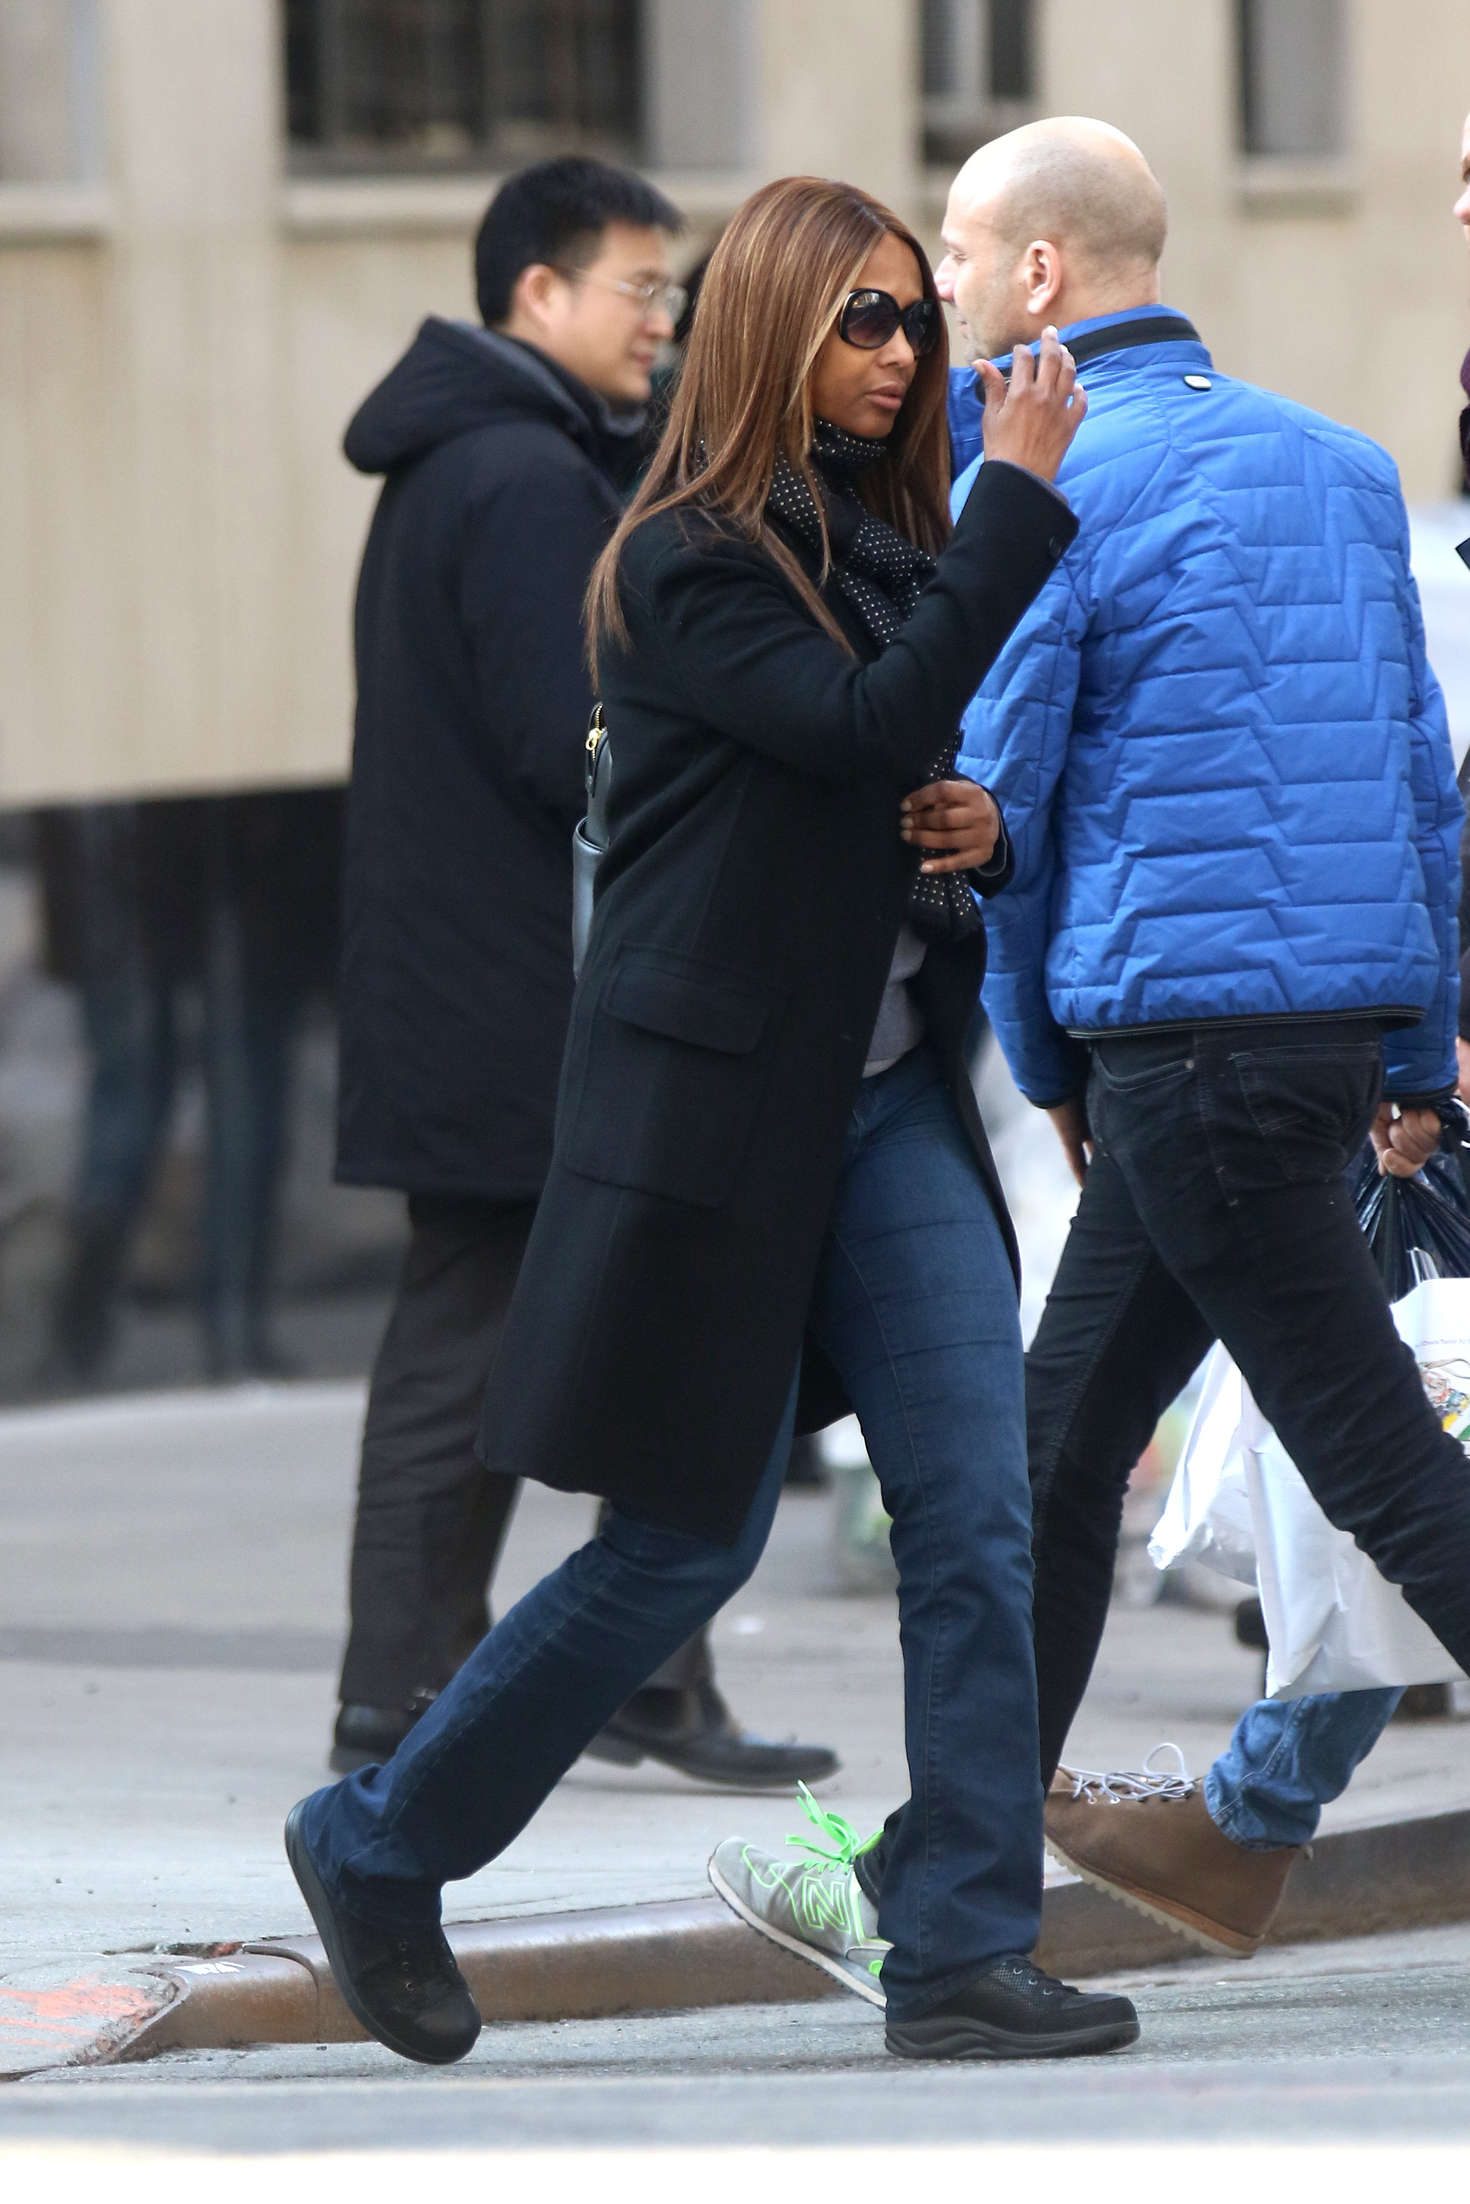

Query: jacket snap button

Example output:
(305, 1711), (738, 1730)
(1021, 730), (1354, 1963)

(1047, 536), (1064, 558)
(1183, 374), (1213, 391)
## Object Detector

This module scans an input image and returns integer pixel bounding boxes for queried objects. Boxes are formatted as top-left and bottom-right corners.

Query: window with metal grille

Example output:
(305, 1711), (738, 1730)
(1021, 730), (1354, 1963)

(1237, 0), (1346, 159)
(920, 0), (1035, 169)
(284, 0), (643, 173)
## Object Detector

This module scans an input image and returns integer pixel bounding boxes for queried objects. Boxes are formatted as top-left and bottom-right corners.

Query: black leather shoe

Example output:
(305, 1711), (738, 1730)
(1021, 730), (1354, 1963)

(885, 1953), (1139, 2061)
(283, 1800), (481, 2066)
(330, 1694), (436, 1775)
(582, 1680), (840, 1789)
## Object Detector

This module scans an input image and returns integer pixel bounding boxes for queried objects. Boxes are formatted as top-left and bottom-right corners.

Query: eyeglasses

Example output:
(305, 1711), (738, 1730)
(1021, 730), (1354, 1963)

(553, 266), (688, 323)
(838, 289), (942, 357)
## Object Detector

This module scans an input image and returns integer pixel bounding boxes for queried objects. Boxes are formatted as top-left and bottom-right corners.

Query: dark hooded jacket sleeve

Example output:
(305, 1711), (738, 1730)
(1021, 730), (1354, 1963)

(457, 429), (617, 835)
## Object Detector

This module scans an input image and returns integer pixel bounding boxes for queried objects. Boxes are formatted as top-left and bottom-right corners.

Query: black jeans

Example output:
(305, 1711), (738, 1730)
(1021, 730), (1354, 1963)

(338, 1194), (710, 1709)
(859, 1019), (1470, 1908)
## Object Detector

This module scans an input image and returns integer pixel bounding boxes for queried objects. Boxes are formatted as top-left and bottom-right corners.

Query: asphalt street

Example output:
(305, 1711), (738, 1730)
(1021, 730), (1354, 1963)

(6, 1926), (1470, 2159)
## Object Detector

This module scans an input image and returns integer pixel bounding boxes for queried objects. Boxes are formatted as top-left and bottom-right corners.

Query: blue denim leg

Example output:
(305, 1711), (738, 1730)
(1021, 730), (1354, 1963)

(72, 806), (177, 1224)
(299, 1379), (798, 1926)
(1205, 1689), (1402, 1849)
(808, 1050), (1040, 2019)
(200, 854), (295, 1351)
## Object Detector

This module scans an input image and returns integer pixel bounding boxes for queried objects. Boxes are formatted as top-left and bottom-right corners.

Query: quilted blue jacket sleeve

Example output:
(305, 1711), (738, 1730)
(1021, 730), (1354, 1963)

(1383, 512), (1462, 1098)
(953, 456), (1092, 1105)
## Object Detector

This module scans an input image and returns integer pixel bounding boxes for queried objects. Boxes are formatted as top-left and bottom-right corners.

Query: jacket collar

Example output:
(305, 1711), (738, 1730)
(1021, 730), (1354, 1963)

(991, 305), (1203, 380)
(477, 330), (649, 488)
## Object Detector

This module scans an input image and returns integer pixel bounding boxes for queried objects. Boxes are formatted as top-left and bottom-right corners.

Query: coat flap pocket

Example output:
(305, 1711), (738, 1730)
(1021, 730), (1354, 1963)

(604, 956), (769, 1055)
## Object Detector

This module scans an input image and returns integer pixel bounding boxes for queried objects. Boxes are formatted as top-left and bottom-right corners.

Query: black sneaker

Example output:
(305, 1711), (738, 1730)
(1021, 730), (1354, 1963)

(885, 1953), (1140, 2062)
(283, 1799), (481, 2066)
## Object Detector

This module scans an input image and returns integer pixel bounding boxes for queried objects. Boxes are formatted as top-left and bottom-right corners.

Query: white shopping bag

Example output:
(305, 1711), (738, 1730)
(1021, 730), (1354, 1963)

(1146, 1349), (1259, 1586)
(1149, 1275), (1470, 1697)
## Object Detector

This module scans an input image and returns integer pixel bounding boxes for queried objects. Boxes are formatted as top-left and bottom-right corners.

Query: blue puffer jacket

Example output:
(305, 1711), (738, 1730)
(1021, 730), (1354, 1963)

(948, 309), (1462, 1105)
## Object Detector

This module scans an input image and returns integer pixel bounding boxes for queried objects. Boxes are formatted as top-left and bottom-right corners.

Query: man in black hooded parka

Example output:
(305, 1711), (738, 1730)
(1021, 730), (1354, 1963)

(332, 158), (837, 1787)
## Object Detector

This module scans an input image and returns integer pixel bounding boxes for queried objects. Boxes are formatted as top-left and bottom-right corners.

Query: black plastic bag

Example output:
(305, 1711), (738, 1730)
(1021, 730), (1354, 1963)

(1353, 1147), (1470, 1299)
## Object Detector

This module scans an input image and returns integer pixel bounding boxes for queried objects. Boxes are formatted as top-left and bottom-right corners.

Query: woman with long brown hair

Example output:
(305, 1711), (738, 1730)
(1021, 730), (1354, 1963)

(286, 176), (1137, 2065)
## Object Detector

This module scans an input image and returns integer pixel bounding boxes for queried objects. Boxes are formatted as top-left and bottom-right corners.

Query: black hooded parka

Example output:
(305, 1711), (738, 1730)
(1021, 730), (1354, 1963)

(336, 317), (645, 1199)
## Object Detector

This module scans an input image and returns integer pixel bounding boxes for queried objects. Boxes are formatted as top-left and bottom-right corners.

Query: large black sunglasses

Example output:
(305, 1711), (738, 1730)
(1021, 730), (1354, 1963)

(838, 289), (942, 356)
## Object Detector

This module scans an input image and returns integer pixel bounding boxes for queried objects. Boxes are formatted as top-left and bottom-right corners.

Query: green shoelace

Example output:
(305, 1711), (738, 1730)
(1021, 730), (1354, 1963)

(786, 1781), (879, 1871)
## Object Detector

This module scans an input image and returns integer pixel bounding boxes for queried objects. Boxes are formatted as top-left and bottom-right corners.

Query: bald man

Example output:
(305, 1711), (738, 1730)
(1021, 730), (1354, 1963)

(707, 119), (1470, 1997)
(946, 114), (1466, 1947)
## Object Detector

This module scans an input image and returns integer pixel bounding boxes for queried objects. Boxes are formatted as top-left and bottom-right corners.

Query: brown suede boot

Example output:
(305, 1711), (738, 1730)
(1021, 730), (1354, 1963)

(1044, 1763), (1302, 1958)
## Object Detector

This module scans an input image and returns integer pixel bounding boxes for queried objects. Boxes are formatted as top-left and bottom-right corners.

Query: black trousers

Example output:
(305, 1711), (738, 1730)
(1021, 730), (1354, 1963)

(338, 1194), (711, 1709)
(859, 1019), (1470, 1905)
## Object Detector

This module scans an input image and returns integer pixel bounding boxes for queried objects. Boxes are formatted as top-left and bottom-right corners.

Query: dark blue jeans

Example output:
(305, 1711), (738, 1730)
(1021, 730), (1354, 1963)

(298, 1046), (1040, 2019)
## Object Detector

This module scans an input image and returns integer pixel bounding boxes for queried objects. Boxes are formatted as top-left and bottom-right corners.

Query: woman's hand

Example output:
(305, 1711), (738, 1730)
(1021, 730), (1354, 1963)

(977, 326), (1086, 483)
(901, 777), (1000, 873)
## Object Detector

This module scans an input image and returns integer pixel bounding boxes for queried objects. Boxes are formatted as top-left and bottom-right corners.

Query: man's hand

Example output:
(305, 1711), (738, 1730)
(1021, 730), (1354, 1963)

(977, 326), (1087, 482)
(901, 778), (1001, 873)
(1456, 1036), (1470, 1102)
(1047, 1095), (1092, 1188)
(1370, 1101), (1441, 1179)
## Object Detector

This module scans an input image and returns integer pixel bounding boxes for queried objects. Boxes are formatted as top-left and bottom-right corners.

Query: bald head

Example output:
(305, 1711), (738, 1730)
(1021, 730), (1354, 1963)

(938, 117), (1167, 362)
(956, 118), (1167, 274)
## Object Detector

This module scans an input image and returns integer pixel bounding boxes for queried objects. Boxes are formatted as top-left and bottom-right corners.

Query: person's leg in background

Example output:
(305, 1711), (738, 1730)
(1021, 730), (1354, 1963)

(1205, 1689), (1402, 1848)
(335, 1193), (838, 1788)
(48, 803), (178, 1383)
(334, 1194), (536, 1770)
(582, 1495), (839, 1785)
(199, 795), (308, 1381)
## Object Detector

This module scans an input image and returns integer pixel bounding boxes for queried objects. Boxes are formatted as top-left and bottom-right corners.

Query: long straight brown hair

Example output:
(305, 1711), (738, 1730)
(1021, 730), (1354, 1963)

(587, 175), (953, 675)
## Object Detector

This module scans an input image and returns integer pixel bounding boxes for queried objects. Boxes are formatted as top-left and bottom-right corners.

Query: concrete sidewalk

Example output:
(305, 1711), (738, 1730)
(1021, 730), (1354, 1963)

(3, 1383), (1468, 2073)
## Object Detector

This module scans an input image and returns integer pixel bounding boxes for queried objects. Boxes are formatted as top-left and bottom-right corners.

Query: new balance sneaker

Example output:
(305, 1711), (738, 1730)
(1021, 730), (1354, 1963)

(708, 1783), (890, 2006)
(1043, 1743), (1301, 1958)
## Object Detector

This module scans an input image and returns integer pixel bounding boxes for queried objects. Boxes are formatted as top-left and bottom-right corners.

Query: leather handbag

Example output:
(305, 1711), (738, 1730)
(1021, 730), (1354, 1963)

(571, 703), (610, 978)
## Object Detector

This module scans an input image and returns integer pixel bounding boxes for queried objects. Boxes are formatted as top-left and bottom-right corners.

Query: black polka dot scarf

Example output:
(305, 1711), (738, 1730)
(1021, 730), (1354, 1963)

(766, 420), (982, 943)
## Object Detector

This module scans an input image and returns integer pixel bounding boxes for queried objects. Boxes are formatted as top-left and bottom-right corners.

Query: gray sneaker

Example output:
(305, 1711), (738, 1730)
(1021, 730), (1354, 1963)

(707, 1785), (890, 2007)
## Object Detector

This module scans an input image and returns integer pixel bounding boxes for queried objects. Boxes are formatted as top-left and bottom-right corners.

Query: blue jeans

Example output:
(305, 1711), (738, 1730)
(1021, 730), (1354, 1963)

(1206, 1689), (1401, 1849)
(65, 801), (296, 1359)
(297, 1046), (1040, 2020)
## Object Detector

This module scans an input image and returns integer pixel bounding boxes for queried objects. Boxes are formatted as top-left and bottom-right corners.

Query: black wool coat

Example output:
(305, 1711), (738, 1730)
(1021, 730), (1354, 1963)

(336, 319), (645, 1199)
(478, 459), (1079, 1543)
